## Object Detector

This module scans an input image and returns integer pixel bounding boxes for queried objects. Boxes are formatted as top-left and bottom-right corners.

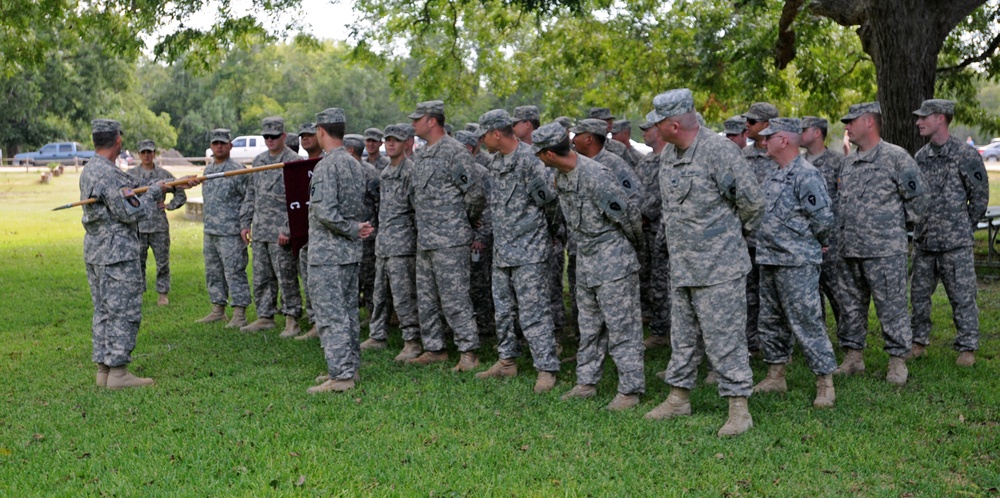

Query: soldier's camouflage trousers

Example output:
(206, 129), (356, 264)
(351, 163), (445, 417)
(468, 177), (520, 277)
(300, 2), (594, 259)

(360, 240), (376, 313)
(494, 262), (559, 372)
(837, 254), (912, 357)
(88, 259), (143, 367)
(251, 240), (301, 319)
(759, 264), (837, 375)
(471, 247), (495, 336)
(139, 230), (170, 294)
(910, 246), (980, 352)
(298, 245), (313, 323)
(310, 263), (360, 380)
(204, 234), (251, 308)
(574, 272), (645, 394)
(416, 246), (480, 353)
(649, 230), (671, 338)
(369, 255), (420, 342)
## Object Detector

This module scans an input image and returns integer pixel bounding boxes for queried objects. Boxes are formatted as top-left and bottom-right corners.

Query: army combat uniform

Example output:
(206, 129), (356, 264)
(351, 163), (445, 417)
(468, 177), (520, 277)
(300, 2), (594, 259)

(635, 147), (670, 340)
(126, 160), (186, 295)
(740, 144), (777, 354)
(801, 138), (846, 327)
(203, 151), (252, 311)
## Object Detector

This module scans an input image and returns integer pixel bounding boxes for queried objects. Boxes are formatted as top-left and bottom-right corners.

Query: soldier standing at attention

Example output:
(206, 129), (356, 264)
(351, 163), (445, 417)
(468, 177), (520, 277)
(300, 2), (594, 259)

(307, 108), (374, 393)
(750, 118), (838, 408)
(910, 99), (988, 366)
(571, 119), (642, 210)
(239, 117), (304, 337)
(362, 124), (423, 361)
(642, 89), (764, 437)
(196, 129), (252, 329)
(294, 122), (324, 340)
(405, 101), (487, 372)
(533, 122), (646, 411)
(345, 134), (381, 325)
(800, 116), (846, 328)
(456, 130), (496, 339)
(834, 102), (924, 384)
(364, 128), (390, 171)
(637, 119), (671, 350)
(126, 139), (186, 307)
(82, 119), (195, 388)
(473, 110), (561, 393)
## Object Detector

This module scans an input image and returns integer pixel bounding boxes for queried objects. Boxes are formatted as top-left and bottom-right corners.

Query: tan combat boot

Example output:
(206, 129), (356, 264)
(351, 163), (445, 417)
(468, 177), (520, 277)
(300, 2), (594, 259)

(813, 374), (835, 408)
(834, 348), (865, 375)
(394, 340), (423, 362)
(655, 370), (667, 381)
(886, 355), (908, 385)
(704, 371), (718, 385)
(278, 316), (301, 338)
(475, 358), (517, 379)
(607, 393), (640, 411)
(717, 397), (753, 437)
(360, 338), (388, 350)
(406, 350), (449, 365)
(240, 316), (276, 333)
(909, 343), (927, 360)
(308, 378), (356, 393)
(643, 335), (670, 350)
(534, 371), (557, 393)
(96, 364), (110, 387)
(157, 293), (169, 306)
(106, 366), (155, 389)
(316, 372), (361, 384)
(956, 351), (976, 367)
(196, 304), (227, 324)
(452, 352), (480, 372)
(561, 384), (597, 400)
(225, 307), (247, 329)
(753, 364), (788, 393)
(295, 326), (319, 340)
(644, 387), (691, 420)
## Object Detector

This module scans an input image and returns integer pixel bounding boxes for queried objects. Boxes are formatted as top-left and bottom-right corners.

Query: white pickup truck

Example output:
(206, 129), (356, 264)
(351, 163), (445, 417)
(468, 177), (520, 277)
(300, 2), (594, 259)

(205, 135), (268, 163)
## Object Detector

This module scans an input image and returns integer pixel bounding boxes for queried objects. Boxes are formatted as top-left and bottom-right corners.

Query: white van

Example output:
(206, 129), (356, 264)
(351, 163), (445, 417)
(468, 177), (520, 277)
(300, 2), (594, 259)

(205, 135), (268, 164)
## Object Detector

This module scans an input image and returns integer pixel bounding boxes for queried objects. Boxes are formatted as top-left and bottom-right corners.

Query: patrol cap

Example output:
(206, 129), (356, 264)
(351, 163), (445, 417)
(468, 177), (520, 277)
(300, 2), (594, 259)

(588, 107), (615, 120)
(408, 100), (445, 119)
(364, 127), (384, 141)
(555, 116), (574, 130)
(137, 139), (156, 152)
(91, 118), (123, 135)
(477, 109), (512, 137)
(723, 116), (747, 135)
(841, 102), (881, 123)
(913, 99), (955, 117)
(610, 120), (631, 134)
(465, 123), (480, 133)
(210, 128), (232, 144)
(513, 105), (540, 122)
(444, 123), (453, 135)
(261, 116), (285, 135)
(531, 122), (569, 154)
(316, 108), (346, 125)
(758, 117), (802, 137)
(343, 134), (365, 150)
(454, 130), (479, 148)
(570, 118), (609, 137)
(646, 89), (695, 124)
(741, 102), (780, 121)
(383, 123), (414, 141)
(638, 119), (655, 131)
(298, 123), (317, 135)
(800, 116), (827, 132)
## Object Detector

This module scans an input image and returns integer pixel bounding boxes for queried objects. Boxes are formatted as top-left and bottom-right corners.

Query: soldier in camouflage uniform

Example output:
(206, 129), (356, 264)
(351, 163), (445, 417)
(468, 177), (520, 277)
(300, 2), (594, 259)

(364, 128), (391, 171)
(82, 119), (195, 389)
(801, 116), (847, 329)
(294, 122), (325, 340)
(724, 116), (748, 149)
(196, 129), (253, 329)
(533, 123), (646, 411)
(636, 120), (671, 350)
(570, 119), (642, 210)
(643, 89), (763, 437)
(739, 102), (780, 356)
(512, 105), (540, 144)
(750, 118), (838, 408)
(126, 139), (186, 307)
(239, 117), (304, 336)
(473, 110), (561, 392)
(910, 99), (989, 367)
(835, 102), (925, 385)
(587, 107), (636, 168)
(362, 124), (423, 360)
(456, 130), (497, 339)
(405, 101), (486, 372)
(610, 120), (646, 170)
(345, 134), (381, 323)
(306, 108), (375, 393)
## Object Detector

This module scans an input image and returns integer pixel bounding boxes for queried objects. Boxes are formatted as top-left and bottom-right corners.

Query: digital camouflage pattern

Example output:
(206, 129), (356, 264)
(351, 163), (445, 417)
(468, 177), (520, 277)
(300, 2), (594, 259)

(758, 265), (837, 375)
(202, 157), (251, 308)
(137, 232), (171, 293)
(359, 159), (381, 312)
(574, 272), (645, 394)
(592, 148), (642, 211)
(415, 245), (481, 353)
(635, 149), (664, 325)
(410, 134), (486, 250)
(804, 148), (846, 325)
(910, 135), (988, 352)
(470, 160), (495, 336)
(369, 255), (419, 342)
(755, 156), (834, 267)
(81, 154), (163, 367)
(126, 165), (186, 233)
(370, 157), (419, 342)
(203, 158), (249, 236)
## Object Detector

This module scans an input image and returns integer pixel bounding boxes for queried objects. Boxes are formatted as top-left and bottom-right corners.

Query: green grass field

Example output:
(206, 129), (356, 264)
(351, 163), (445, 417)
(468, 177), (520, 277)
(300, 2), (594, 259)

(1, 168), (998, 496)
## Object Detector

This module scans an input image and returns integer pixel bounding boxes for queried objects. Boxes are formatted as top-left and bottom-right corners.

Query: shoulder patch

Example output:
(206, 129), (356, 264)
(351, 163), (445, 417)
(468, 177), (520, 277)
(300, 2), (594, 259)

(119, 187), (143, 215)
(900, 168), (922, 199)
(526, 174), (555, 205)
(717, 172), (737, 202)
(801, 189), (827, 213)
(450, 162), (472, 191)
(597, 189), (627, 221)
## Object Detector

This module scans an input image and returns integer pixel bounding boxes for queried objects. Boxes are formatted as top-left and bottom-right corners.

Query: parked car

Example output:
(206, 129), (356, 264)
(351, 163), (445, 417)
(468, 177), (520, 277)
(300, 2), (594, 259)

(205, 135), (268, 163)
(12, 142), (96, 166)
(978, 141), (1000, 161)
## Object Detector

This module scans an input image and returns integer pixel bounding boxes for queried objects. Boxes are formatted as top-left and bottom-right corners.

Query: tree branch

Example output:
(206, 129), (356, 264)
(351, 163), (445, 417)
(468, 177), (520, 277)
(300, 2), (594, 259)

(775, 0), (804, 69)
(937, 29), (1000, 73)
(806, 0), (868, 27)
